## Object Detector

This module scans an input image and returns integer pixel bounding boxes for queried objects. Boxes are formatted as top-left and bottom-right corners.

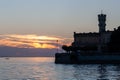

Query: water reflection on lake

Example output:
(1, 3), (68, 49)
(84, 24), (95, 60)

(0, 57), (120, 80)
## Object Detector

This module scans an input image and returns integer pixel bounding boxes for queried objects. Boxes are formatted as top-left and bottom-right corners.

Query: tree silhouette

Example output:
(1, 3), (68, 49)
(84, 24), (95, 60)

(108, 26), (120, 52)
(62, 45), (78, 53)
(62, 45), (70, 53)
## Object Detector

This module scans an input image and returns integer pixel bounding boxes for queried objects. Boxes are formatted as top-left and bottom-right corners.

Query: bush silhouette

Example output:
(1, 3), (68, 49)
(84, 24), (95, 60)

(108, 26), (120, 52)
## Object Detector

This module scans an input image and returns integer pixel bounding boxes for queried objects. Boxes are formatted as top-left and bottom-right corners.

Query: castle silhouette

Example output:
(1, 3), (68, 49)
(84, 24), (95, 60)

(72, 13), (113, 52)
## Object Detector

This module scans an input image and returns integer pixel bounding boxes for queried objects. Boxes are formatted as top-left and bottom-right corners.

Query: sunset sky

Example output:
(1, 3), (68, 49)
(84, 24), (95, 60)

(0, 0), (120, 56)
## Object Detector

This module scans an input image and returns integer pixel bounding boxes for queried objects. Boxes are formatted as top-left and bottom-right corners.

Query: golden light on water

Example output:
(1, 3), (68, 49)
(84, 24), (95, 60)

(0, 34), (72, 49)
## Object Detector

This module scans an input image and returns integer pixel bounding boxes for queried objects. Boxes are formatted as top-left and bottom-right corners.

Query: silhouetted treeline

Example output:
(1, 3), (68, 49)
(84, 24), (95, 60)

(62, 45), (97, 53)
(108, 26), (120, 52)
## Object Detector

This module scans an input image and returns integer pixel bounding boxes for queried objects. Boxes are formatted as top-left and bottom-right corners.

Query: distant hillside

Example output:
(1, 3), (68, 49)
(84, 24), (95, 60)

(0, 46), (56, 57)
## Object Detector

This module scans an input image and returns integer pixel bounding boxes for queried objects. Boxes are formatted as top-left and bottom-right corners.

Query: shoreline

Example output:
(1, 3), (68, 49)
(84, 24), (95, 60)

(55, 52), (120, 64)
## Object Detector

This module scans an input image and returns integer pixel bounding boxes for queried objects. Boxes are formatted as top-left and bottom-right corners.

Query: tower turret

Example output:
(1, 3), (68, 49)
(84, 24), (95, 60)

(98, 13), (106, 33)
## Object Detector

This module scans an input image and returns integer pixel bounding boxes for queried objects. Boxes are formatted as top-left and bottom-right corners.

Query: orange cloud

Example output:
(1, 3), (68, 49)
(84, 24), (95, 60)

(32, 43), (57, 49)
(0, 34), (72, 49)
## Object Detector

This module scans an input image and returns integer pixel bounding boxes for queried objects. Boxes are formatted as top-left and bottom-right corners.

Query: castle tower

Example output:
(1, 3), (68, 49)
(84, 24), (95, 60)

(98, 13), (106, 33)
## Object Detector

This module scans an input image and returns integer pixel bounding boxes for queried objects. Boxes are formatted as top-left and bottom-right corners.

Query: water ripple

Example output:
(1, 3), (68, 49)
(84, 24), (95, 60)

(0, 57), (120, 80)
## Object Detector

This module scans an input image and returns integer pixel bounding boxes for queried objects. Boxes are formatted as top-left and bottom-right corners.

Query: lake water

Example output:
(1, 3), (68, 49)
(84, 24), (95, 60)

(0, 57), (120, 80)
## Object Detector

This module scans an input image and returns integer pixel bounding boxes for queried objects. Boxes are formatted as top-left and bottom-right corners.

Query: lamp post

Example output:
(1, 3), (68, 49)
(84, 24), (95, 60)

(57, 40), (58, 53)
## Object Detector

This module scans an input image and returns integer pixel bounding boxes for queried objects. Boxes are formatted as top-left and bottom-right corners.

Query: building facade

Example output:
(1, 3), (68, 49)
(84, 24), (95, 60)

(72, 13), (113, 51)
